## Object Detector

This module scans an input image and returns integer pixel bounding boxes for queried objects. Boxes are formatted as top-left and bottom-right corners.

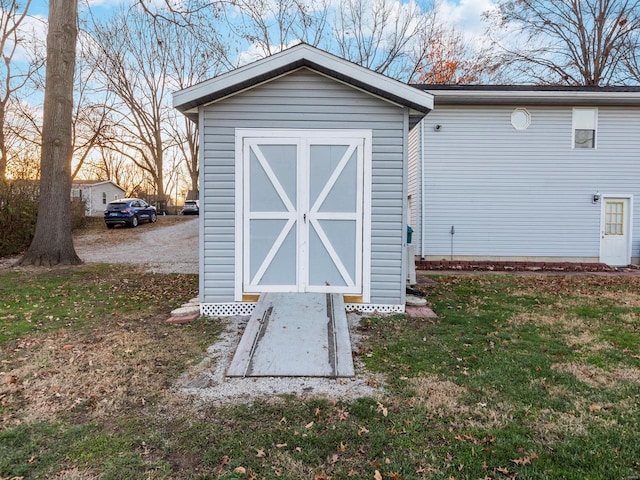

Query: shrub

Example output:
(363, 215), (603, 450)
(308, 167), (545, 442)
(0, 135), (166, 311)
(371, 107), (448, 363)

(71, 198), (87, 230)
(0, 180), (86, 257)
(0, 180), (39, 256)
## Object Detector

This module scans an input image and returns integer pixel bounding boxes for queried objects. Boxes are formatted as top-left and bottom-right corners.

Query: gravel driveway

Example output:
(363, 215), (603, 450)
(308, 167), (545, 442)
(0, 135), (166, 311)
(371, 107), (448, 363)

(74, 217), (199, 274)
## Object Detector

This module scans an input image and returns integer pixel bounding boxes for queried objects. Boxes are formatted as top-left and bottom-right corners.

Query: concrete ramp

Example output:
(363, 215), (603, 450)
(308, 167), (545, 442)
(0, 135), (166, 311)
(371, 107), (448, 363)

(227, 293), (354, 377)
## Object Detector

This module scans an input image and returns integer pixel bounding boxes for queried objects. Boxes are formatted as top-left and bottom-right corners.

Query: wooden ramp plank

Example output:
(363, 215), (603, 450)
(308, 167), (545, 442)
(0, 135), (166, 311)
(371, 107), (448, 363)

(227, 293), (354, 377)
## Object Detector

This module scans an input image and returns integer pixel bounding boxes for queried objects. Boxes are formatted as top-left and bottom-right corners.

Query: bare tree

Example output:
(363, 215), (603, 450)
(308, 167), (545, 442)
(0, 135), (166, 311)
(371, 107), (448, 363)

(486, 0), (640, 85)
(138, 0), (436, 81)
(0, 0), (44, 178)
(625, 34), (640, 82)
(333, 0), (430, 80)
(222, 0), (331, 61)
(411, 21), (499, 84)
(86, 7), (174, 204)
(70, 51), (115, 179)
(163, 16), (226, 195)
(19, 0), (81, 266)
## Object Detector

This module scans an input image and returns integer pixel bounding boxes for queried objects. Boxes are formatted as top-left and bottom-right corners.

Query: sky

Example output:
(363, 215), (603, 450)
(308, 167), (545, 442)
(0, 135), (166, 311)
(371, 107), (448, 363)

(26, 0), (497, 52)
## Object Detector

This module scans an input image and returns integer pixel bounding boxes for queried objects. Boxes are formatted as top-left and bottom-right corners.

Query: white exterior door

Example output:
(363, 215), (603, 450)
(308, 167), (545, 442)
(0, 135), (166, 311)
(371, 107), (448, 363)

(600, 196), (633, 266)
(237, 130), (371, 299)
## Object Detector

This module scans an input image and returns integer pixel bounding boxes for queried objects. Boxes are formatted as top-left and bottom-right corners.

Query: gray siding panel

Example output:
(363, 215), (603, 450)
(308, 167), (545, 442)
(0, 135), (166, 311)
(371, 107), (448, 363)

(417, 106), (640, 261)
(201, 68), (407, 304)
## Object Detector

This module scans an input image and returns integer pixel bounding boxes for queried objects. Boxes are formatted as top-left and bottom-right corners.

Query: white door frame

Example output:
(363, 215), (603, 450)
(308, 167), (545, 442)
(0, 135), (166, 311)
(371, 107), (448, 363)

(599, 194), (633, 266)
(234, 128), (372, 302)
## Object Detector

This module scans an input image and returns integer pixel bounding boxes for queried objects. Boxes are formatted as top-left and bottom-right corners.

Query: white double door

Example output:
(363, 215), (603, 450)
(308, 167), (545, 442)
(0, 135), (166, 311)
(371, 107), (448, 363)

(239, 130), (370, 296)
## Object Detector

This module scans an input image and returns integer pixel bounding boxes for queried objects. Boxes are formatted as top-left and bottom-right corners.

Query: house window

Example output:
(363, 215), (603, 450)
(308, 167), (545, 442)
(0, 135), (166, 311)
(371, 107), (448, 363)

(71, 189), (81, 199)
(573, 108), (597, 149)
(102, 192), (107, 204)
(605, 201), (624, 235)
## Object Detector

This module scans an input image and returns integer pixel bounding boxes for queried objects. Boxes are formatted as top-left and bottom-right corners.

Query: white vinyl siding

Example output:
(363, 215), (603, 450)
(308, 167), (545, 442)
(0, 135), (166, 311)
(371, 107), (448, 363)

(72, 182), (125, 216)
(416, 106), (640, 262)
(200, 68), (408, 305)
(407, 125), (419, 239)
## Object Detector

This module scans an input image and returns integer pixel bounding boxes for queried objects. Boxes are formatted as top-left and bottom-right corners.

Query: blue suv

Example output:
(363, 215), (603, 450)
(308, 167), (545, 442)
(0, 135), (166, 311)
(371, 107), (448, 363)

(104, 198), (157, 228)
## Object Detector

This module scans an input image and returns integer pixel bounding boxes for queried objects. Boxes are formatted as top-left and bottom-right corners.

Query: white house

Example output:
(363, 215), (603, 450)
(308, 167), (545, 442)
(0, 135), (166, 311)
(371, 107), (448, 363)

(173, 44), (434, 316)
(71, 180), (125, 216)
(409, 86), (640, 267)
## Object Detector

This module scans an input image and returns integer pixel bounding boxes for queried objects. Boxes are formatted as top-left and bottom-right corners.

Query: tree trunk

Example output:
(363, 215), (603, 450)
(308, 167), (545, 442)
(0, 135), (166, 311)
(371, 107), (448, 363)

(18, 0), (81, 267)
(0, 103), (6, 179)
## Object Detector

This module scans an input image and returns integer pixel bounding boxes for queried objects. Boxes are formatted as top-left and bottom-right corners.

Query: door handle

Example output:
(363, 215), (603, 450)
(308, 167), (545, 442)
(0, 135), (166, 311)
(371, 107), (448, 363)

(303, 213), (306, 223)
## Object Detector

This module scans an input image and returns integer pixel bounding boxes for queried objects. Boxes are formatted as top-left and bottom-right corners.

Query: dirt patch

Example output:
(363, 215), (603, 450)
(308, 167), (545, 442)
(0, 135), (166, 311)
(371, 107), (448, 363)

(506, 312), (587, 331)
(590, 289), (640, 307)
(53, 468), (100, 480)
(408, 375), (466, 409)
(532, 398), (622, 444)
(551, 362), (640, 389)
(564, 331), (613, 352)
(0, 316), (215, 426)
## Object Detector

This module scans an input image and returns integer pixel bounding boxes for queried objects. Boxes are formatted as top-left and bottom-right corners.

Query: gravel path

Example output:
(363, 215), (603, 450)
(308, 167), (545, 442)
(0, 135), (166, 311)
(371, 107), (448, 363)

(176, 313), (383, 404)
(74, 217), (199, 274)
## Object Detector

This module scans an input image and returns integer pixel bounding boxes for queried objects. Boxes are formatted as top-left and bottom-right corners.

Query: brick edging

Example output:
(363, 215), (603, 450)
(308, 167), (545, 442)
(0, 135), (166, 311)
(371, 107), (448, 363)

(415, 260), (640, 273)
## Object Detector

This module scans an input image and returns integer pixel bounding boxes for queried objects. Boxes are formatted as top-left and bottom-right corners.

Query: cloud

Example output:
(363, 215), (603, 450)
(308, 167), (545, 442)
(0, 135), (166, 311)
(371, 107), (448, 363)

(437, 0), (497, 36)
(3, 13), (47, 64)
(234, 40), (303, 67)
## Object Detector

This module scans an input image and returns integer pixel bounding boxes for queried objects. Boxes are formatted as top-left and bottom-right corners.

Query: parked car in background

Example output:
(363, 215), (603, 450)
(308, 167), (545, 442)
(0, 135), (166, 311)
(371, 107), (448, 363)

(104, 198), (157, 228)
(181, 200), (199, 215)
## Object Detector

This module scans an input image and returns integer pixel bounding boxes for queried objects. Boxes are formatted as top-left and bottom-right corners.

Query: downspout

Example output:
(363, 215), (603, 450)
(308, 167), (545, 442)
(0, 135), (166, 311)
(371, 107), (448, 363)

(420, 120), (426, 259)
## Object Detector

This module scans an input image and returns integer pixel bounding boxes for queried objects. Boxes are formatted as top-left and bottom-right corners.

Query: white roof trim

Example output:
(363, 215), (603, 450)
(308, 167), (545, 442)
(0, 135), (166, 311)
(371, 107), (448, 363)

(173, 44), (434, 113)
(72, 180), (125, 190)
(425, 89), (640, 106)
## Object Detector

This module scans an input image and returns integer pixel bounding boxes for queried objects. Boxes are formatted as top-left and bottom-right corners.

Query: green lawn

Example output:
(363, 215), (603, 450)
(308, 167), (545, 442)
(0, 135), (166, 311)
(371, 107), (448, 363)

(1, 267), (639, 479)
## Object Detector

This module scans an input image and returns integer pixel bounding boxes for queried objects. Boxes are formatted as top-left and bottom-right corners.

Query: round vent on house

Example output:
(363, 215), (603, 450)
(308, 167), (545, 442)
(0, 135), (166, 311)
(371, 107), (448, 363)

(511, 108), (531, 130)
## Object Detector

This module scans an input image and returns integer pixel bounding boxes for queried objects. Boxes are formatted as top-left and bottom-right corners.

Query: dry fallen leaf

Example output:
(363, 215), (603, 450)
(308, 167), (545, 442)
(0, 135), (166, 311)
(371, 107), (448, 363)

(305, 421), (315, 429)
(374, 470), (383, 480)
(234, 466), (247, 474)
(256, 448), (266, 458)
(376, 402), (388, 417)
(590, 404), (603, 412)
(276, 443), (288, 448)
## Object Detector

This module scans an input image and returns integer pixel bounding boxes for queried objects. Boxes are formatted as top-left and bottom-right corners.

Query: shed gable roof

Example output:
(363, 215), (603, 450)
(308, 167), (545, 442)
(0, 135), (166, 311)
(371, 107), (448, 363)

(173, 43), (434, 121)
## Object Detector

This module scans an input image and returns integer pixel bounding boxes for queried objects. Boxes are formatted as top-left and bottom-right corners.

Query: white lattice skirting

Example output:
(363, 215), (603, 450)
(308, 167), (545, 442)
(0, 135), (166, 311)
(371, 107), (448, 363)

(200, 302), (405, 317)
(345, 303), (405, 314)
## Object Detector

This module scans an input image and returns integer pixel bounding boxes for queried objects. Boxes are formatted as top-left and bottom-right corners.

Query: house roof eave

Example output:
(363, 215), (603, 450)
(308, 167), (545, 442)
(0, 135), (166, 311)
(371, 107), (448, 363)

(413, 85), (640, 106)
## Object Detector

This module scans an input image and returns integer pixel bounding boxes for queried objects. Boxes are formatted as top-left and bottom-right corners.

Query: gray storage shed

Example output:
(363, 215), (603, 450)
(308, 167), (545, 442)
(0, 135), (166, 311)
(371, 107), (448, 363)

(173, 44), (433, 316)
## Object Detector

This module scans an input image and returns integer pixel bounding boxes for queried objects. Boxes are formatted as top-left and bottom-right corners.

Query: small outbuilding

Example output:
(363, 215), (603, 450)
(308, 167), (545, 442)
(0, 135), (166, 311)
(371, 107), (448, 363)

(174, 44), (434, 316)
(71, 180), (125, 216)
